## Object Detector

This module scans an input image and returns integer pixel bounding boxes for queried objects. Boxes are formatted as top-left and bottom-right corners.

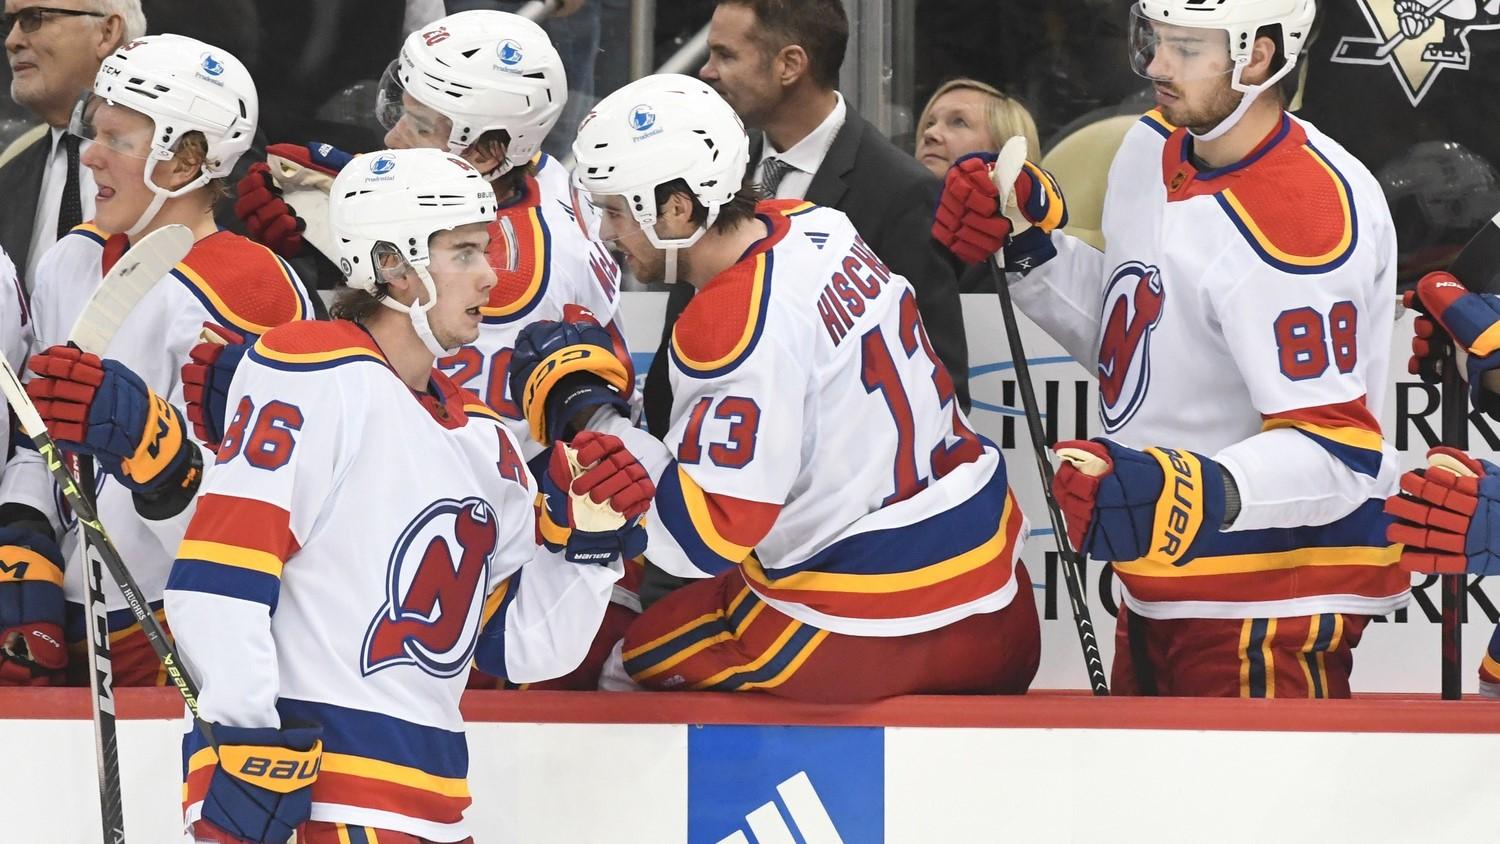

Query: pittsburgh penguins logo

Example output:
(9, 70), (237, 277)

(1333, 0), (1500, 105)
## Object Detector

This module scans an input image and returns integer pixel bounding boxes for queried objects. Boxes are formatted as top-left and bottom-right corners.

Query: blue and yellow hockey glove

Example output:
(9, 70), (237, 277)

(196, 722), (322, 844)
(26, 345), (193, 494)
(1052, 438), (1227, 566)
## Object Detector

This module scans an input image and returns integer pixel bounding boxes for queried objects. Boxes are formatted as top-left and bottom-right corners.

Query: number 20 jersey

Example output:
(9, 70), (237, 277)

(628, 200), (1028, 638)
(1012, 110), (1409, 620)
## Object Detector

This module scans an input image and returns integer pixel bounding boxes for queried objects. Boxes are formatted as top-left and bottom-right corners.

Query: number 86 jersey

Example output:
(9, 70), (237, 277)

(625, 200), (1027, 637)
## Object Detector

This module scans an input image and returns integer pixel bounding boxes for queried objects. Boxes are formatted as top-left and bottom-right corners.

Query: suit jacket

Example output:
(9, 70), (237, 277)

(642, 104), (969, 436)
(0, 131), (50, 289)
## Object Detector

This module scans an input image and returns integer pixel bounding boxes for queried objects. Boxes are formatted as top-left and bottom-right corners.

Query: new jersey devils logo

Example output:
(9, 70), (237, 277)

(361, 498), (499, 678)
(1097, 262), (1166, 433)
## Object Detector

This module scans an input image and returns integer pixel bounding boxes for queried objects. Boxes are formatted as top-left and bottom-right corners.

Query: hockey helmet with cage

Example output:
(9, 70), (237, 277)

(1128, 0), (1316, 140)
(570, 73), (750, 255)
(73, 34), (257, 234)
(377, 10), (567, 178)
(330, 148), (500, 357)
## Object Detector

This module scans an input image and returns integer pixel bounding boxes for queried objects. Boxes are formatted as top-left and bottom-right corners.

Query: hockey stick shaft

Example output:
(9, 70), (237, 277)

(1439, 344), (1464, 699)
(77, 454), (126, 842)
(0, 357), (217, 746)
(988, 260), (1109, 695)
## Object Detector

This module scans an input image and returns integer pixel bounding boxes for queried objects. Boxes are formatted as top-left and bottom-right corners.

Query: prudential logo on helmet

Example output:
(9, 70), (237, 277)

(200, 53), (224, 76)
(370, 154), (398, 176)
(629, 105), (656, 133)
(498, 40), (524, 66)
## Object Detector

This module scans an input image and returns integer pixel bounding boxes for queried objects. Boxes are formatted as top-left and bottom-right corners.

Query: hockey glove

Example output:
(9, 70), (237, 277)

(234, 142), (352, 258)
(539, 432), (652, 565)
(197, 722), (322, 844)
(1385, 446), (1500, 576)
(27, 345), (193, 494)
(1405, 271), (1500, 411)
(1051, 438), (1226, 566)
(0, 527), (66, 685)
(183, 323), (256, 449)
(510, 312), (632, 446)
(932, 152), (1068, 268)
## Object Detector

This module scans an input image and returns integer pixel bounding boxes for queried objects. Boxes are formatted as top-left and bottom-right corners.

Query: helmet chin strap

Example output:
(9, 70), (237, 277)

(378, 263), (457, 358)
(1190, 61), (1294, 144)
(126, 169), (211, 236)
(663, 246), (680, 285)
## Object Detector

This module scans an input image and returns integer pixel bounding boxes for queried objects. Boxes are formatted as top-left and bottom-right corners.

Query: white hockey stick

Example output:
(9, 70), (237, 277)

(266, 151), (336, 259)
(61, 222), (193, 843)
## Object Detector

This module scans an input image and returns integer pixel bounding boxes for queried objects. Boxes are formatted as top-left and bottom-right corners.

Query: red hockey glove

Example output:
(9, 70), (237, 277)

(1385, 446), (1500, 576)
(234, 143), (352, 258)
(933, 153), (1012, 264)
(539, 432), (654, 565)
(182, 323), (255, 449)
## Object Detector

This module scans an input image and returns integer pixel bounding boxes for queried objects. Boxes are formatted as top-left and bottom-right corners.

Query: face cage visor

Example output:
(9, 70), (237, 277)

(1128, 4), (1237, 84)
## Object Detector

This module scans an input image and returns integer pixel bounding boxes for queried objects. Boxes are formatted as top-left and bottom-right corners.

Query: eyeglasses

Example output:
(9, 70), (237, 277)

(1, 6), (106, 35)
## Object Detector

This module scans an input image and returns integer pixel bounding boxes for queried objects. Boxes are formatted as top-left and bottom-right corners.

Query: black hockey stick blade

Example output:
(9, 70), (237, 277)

(1446, 208), (1500, 295)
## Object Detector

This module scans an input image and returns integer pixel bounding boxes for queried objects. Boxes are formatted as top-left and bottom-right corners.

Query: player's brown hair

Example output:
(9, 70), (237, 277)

(655, 174), (760, 235)
(329, 287), (386, 323)
(473, 128), (537, 196)
(174, 131), (229, 202)
(716, 0), (848, 90)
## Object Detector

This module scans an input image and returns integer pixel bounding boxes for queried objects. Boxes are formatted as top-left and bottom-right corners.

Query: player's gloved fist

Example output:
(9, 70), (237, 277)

(183, 322), (256, 449)
(234, 142), (352, 258)
(196, 723), (322, 844)
(510, 313), (631, 445)
(539, 432), (652, 565)
(0, 527), (67, 685)
(933, 152), (1012, 264)
(933, 152), (1068, 269)
(26, 345), (191, 493)
(1385, 446), (1500, 576)
(1052, 439), (1225, 565)
(1405, 271), (1500, 396)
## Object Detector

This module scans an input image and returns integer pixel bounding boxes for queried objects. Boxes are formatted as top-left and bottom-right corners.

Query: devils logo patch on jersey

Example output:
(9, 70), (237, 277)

(361, 497), (499, 678)
(1098, 261), (1166, 433)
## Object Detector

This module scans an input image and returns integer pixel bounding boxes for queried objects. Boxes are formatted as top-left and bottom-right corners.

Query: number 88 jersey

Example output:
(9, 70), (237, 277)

(642, 200), (1027, 637)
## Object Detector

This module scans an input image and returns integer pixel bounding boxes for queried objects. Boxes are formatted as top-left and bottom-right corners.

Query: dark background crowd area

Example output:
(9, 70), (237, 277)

(3, 0), (1497, 289)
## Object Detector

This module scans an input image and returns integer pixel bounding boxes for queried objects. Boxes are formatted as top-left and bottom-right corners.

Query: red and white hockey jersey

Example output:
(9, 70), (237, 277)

(436, 153), (632, 459)
(1011, 109), (1409, 620)
(167, 321), (621, 840)
(601, 200), (1027, 637)
(0, 225), (312, 623)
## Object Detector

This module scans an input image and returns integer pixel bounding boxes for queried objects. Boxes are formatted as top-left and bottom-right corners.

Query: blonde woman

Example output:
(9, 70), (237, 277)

(915, 79), (1040, 179)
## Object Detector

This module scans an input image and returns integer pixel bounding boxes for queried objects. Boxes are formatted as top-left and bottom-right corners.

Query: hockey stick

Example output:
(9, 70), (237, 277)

(61, 223), (194, 841)
(1431, 208), (1500, 699)
(985, 136), (1108, 695)
(1332, 0), (1457, 64)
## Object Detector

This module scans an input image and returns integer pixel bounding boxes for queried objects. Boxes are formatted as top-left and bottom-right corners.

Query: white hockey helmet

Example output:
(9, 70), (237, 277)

(1128, 0), (1316, 140)
(77, 34), (258, 234)
(377, 10), (567, 178)
(571, 73), (749, 256)
(331, 148), (499, 356)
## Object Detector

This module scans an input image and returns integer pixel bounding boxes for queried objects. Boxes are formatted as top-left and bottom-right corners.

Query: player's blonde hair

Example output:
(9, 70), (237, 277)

(915, 79), (1040, 161)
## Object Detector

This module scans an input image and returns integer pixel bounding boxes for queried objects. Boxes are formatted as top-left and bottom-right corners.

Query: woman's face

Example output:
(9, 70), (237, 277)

(917, 88), (995, 178)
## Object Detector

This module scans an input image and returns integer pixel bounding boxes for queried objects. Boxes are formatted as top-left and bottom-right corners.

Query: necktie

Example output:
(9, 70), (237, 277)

(56, 133), (82, 239)
(759, 156), (795, 197)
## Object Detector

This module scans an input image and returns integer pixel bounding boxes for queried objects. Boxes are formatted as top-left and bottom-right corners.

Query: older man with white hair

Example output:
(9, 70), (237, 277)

(0, 0), (145, 294)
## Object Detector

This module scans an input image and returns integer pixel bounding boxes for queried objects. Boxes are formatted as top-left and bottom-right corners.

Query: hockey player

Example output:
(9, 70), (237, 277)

(1385, 270), (1500, 699)
(231, 10), (630, 450)
(166, 147), (649, 843)
(0, 246), (29, 470)
(518, 74), (1038, 703)
(0, 35), (313, 687)
(933, 0), (1407, 697)
(224, 12), (638, 688)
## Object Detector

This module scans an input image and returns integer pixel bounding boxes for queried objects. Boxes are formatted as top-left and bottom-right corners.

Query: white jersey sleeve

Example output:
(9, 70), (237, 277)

(1008, 231), (1108, 372)
(0, 248), (32, 488)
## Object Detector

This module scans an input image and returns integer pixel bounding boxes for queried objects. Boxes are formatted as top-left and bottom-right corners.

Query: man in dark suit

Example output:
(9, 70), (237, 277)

(641, 0), (968, 437)
(1, 0), (141, 294)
